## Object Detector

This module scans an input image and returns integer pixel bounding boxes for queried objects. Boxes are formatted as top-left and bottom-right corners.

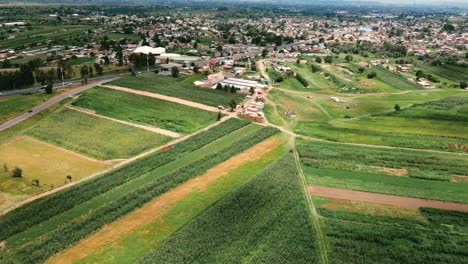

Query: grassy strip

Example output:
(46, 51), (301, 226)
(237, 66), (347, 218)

(107, 75), (244, 107)
(72, 86), (217, 133)
(137, 153), (319, 264)
(372, 66), (420, 90)
(0, 118), (250, 241)
(7, 127), (279, 263)
(319, 207), (468, 264)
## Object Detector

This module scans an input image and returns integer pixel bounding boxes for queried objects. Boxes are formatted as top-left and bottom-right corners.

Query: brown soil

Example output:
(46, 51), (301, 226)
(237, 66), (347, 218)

(309, 185), (468, 212)
(46, 136), (284, 264)
(451, 175), (468, 183)
(376, 167), (408, 176)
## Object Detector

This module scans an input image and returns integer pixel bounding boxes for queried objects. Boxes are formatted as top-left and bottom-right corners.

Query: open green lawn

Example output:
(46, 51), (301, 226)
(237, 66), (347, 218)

(298, 139), (468, 203)
(287, 63), (337, 93)
(0, 93), (54, 124)
(27, 108), (171, 159)
(138, 153), (319, 264)
(107, 75), (244, 107)
(106, 33), (141, 41)
(72, 86), (217, 133)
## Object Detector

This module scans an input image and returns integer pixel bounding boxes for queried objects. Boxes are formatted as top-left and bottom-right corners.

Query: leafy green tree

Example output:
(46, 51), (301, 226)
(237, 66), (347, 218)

(460, 81), (467, 89)
(394, 104), (401, 111)
(171, 66), (179, 78)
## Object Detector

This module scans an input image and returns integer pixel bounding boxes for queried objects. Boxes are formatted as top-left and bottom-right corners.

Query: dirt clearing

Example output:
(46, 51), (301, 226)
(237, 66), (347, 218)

(309, 185), (468, 212)
(46, 136), (284, 264)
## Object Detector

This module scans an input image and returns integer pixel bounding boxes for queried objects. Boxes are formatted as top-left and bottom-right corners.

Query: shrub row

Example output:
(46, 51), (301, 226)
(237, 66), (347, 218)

(0, 118), (251, 241)
(9, 126), (279, 263)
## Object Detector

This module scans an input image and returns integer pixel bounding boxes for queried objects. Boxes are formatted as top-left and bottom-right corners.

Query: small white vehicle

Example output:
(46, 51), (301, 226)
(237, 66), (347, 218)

(217, 105), (225, 110)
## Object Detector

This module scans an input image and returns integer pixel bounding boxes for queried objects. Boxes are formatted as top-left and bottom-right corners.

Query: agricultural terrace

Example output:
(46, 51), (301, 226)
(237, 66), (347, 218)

(0, 119), (282, 263)
(266, 85), (467, 152)
(0, 136), (108, 211)
(107, 74), (244, 107)
(72, 86), (217, 134)
(138, 154), (319, 264)
(315, 198), (468, 264)
(297, 139), (468, 203)
(27, 108), (171, 159)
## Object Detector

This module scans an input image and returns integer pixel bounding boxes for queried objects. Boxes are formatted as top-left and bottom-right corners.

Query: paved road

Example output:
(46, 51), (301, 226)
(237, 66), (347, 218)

(0, 78), (117, 132)
(0, 75), (119, 98)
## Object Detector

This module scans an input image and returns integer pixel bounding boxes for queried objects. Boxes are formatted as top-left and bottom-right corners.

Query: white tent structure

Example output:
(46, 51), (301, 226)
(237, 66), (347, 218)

(133, 46), (166, 55)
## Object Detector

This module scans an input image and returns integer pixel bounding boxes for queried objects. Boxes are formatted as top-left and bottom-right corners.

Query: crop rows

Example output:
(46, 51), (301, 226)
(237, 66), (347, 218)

(5, 126), (279, 263)
(0, 118), (251, 241)
(320, 207), (468, 264)
(137, 154), (319, 264)
(298, 140), (468, 179)
(108, 75), (244, 107)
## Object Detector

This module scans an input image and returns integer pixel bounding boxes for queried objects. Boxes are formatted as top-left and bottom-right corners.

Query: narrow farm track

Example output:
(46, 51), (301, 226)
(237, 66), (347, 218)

(66, 105), (181, 138)
(309, 185), (468, 213)
(291, 137), (329, 264)
(46, 136), (285, 264)
(0, 116), (234, 216)
(101, 84), (220, 112)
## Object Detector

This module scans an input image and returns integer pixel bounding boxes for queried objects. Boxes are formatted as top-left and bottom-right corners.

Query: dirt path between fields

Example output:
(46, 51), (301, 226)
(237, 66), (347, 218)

(101, 84), (219, 112)
(46, 135), (284, 264)
(309, 185), (468, 212)
(0, 116), (233, 216)
(66, 105), (181, 138)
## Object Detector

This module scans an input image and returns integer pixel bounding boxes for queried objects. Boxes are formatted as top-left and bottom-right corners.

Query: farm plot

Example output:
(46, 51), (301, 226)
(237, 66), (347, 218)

(0, 137), (107, 211)
(72, 86), (216, 133)
(48, 135), (289, 264)
(287, 63), (338, 93)
(137, 154), (319, 264)
(0, 120), (281, 263)
(27, 108), (171, 160)
(298, 139), (468, 203)
(316, 199), (468, 264)
(107, 75), (244, 107)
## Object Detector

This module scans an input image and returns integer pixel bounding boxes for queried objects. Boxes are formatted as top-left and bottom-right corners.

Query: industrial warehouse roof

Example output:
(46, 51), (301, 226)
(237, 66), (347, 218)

(133, 46), (166, 55)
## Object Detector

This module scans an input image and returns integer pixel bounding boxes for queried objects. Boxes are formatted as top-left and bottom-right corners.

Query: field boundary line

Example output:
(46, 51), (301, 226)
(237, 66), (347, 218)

(291, 137), (329, 264)
(66, 105), (181, 138)
(0, 116), (234, 216)
(309, 185), (468, 212)
(45, 135), (285, 264)
(101, 84), (219, 112)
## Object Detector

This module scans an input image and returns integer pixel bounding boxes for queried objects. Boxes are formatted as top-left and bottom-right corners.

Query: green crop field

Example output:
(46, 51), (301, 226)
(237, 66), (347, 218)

(0, 119), (282, 263)
(138, 154), (319, 264)
(107, 75), (244, 107)
(72, 86), (217, 133)
(27, 108), (171, 159)
(298, 139), (468, 203)
(316, 199), (468, 264)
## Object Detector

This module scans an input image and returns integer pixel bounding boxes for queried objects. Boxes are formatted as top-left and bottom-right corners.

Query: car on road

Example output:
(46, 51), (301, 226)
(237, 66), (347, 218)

(27, 110), (33, 113)
(217, 105), (225, 110)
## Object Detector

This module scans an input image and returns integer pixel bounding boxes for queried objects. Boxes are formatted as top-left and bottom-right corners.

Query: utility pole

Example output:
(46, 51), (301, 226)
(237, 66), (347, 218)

(60, 67), (65, 88)
(147, 54), (149, 72)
